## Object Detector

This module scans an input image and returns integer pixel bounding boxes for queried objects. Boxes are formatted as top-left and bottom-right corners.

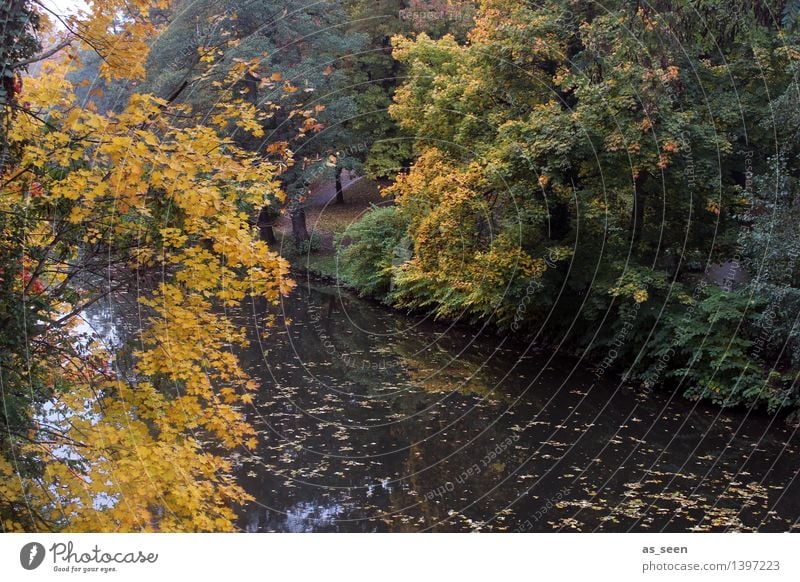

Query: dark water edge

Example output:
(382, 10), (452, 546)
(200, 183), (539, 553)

(226, 280), (800, 533)
(77, 278), (800, 532)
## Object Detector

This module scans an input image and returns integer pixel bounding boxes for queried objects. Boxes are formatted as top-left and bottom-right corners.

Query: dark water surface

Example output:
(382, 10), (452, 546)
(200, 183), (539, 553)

(229, 281), (800, 532)
(84, 280), (800, 532)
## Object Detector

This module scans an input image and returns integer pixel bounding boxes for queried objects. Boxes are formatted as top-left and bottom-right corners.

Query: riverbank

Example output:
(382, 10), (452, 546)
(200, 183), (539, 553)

(232, 280), (800, 532)
(273, 176), (799, 424)
(275, 172), (389, 289)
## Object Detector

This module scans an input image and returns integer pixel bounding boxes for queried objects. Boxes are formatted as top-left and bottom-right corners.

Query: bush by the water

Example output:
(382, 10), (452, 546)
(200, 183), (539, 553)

(336, 206), (410, 298)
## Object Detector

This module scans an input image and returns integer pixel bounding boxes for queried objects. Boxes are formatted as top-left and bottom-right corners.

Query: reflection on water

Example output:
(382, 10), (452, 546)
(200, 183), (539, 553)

(85, 280), (800, 532)
(230, 282), (800, 532)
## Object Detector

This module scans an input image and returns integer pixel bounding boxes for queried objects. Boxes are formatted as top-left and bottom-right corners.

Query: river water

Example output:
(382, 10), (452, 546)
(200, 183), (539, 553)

(83, 278), (800, 532)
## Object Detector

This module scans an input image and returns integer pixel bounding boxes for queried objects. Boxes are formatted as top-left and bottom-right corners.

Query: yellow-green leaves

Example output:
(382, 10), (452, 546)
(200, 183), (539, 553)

(0, 1), (293, 532)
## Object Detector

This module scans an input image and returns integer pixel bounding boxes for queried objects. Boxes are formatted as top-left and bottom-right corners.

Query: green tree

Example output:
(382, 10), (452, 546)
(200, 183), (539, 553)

(143, 0), (368, 245)
(352, 0), (800, 410)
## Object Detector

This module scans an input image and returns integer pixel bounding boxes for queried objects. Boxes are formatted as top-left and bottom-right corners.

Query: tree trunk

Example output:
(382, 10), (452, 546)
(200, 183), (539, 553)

(259, 224), (276, 244)
(291, 206), (310, 249)
(257, 205), (277, 244)
(335, 166), (344, 204)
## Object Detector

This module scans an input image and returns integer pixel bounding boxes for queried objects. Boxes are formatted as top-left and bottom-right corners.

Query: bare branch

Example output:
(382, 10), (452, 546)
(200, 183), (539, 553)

(11, 36), (73, 69)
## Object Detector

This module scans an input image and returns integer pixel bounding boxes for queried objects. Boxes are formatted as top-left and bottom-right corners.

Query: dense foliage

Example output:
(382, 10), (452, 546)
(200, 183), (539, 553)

(336, 205), (410, 296)
(342, 0), (800, 412)
(140, 0), (370, 244)
(1, 0), (291, 531)
(3, 0), (800, 534)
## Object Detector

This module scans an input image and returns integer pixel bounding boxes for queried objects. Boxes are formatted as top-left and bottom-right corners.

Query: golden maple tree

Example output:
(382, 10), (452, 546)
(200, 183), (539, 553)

(1, 1), (292, 531)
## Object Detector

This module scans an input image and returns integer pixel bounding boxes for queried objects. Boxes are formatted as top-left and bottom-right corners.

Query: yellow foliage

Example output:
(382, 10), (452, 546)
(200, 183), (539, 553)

(70, 0), (169, 80)
(0, 5), (293, 531)
(387, 148), (544, 317)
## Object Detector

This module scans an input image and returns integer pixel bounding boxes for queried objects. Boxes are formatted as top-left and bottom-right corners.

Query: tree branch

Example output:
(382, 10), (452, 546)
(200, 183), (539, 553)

(11, 36), (73, 69)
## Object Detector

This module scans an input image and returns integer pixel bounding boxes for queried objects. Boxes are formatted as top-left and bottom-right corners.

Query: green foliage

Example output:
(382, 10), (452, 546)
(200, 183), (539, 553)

(784, 0), (800, 30)
(296, 232), (323, 255)
(336, 206), (410, 298)
(0, 213), (52, 449)
(331, 0), (800, 412)
(352, 84), (414, 179)
(344, 0), (473, 180)
(143, 0), (368, 193)
(637, 286), (789, 411)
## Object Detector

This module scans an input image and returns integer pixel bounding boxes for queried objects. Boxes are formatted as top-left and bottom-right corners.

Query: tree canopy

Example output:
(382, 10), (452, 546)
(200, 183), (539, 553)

(1, 0), (291, 531)
(345, 0), (800, 412)
(3, 0), (800, 533)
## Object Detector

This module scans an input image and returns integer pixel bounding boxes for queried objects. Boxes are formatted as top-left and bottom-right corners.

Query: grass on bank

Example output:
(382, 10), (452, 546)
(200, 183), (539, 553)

(275, 175), (390, 283)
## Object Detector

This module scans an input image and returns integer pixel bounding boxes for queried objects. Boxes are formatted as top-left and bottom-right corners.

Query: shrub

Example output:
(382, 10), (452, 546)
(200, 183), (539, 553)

(295, 233), (323, 255)
(336, 206), (410, 298)
(636, 285), (787, 411)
